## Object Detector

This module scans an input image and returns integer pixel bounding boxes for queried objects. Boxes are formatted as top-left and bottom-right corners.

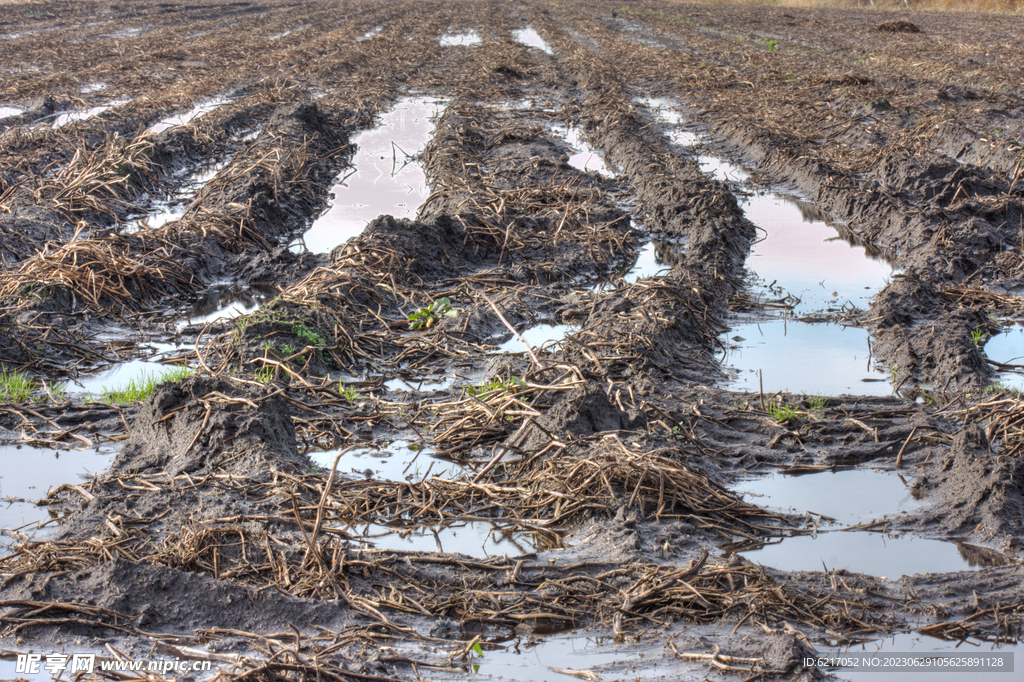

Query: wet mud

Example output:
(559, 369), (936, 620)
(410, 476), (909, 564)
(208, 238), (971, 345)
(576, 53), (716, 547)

(1, 1), (1024, 681)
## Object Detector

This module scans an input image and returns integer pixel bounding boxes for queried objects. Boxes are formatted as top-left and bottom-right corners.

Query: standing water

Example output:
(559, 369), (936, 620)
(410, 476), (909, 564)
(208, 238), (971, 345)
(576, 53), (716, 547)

(299, 97), (446, 253)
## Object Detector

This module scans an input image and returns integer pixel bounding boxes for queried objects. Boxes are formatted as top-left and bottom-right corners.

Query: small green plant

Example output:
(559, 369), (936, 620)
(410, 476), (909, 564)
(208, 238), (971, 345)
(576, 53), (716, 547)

(408, 297), (459, 330)
(44, 381), (68, 403)
(970, 327), (990, 347)
(889, 362), (899, 382)
(466, 376), (526, 397)
(291, 324), (326, 349)
(98, 366), (194, 405)
(338, 381), (361, 402)
(279, 342), (297, 356)
(807, 395), (827, 411)
(766, 399), (798, 423)
(0, 365), (35, 403)
(255, 366), (276, 384)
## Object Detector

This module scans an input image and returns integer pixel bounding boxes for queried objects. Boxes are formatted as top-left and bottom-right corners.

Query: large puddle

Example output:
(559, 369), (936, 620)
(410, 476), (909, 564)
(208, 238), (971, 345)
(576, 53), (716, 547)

(730, 468), (1002, 578)
(733, 466), (1003, 577)
(984, 325), (1024, 391)
(299, 96), (445, 253)
(73, 343), (184, 396)
(309, 439), (466, 482)
(51, 99), (128, 128)
(637, 98), (896, 396)
(550, 124), (614, 177)
(0, 443), (115, 556)
(182, 284), (276, 326)
(443, 635), (667, 681)
(347, 521), (540, 558)
(148, 96), (231, 134)
(735, 532), (993, 579)
(512, 26), (554, 55)
(733, 469), (922, 526)
(440, 30), (481, 47)
(742, 191), (893, 314)
(826, 632), (1023, 682)
(721, 322), (891, 396)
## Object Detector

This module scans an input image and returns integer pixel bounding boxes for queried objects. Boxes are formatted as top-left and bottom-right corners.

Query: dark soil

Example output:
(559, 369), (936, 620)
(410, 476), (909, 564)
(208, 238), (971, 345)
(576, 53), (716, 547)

(1, 1), (1024, 680)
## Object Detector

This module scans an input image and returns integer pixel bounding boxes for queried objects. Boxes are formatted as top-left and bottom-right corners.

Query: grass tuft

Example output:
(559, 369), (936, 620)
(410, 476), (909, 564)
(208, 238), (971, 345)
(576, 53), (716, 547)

(95, 366), (194, 405)
(0, 364), (36, 403)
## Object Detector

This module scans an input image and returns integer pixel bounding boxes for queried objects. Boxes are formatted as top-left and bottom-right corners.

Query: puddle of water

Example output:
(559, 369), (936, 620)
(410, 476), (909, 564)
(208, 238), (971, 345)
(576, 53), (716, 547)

(699, 155), (749, 184)
(637, 96), (703, 147)
(737, 533), (993, 578)
(440, 30), (481, 47)
(80, 82), (108, 94)
(826, 632), (1022, 682)
(742, 192), (894, 313)
(184, 285), (275, 326)
(299, 97), (445, 253)
(268, 30), (293, 39)
(309, 440), (466, 482)
(722, 322), (890, 396)
(124, 157), (232, 232)
(385, 376), (452, 392)
(357, 26), (383, 41)
(0, 443), (115, 555)
(497, 324), (574, 353)
(348, 521), (538, 558)
(51, 99), (128, 128)
(984, 326), (1024, 390)
(550, 125), (613, 177)
(732, 469), (922, 525)
(74, 343), (183, 395)
(149, 96), (231, 134)
(512, 26), (554, 55)
(451, 635), (666, 681)
(0, 106), (24, 119)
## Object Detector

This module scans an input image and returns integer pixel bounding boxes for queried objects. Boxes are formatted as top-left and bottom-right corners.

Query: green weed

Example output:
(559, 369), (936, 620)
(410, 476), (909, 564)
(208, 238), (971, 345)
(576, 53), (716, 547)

(766, 400), (798, 423)
(0, 365), (35, 403)
(97, 366), (194, 405)
(279, 342), (297, 356)
(291, 324), (326, 349)
(970, 327), (990, 347)
(466, 376), (526, 397)
(409, 297), (459, 330)
(255, 366), (276, 384)
(44, 381), (68, 403)
(338, 381), (362, 402)
(807, 395), (828, 411)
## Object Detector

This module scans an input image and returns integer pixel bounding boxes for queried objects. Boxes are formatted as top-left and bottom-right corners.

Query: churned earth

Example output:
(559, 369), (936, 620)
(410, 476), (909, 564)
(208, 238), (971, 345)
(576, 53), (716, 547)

(0, 1), (1023, 680)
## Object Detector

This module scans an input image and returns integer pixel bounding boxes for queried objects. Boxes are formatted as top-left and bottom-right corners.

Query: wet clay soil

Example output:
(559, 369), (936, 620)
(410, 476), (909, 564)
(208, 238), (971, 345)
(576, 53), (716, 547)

(1, 1), (1024, 681)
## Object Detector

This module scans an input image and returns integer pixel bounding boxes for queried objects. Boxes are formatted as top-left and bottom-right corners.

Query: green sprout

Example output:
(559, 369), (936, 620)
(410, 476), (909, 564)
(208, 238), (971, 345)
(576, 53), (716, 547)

(96, 366), (194, 405)
(466, 376), (526, 397)
(255, 366), (276, 384)
(766, 399), (798, 424)
(338, 381), (361, 402)
(408, 297), (459, 330)
(970, 327), (990, 347)
(291, 324), (326, 349)
(0, 365), (35, 403)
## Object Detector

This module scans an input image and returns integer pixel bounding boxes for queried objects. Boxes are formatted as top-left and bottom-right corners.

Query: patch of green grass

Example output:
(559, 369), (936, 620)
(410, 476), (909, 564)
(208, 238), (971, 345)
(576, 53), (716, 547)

(466, 376), (526, 397)
(255, 366), (276, 384)
(0, 365), (36, 403)
(279, 342), (297, 357)
(292, 324), (326, 350)
(96, 366), (194, 405)
(985, 382), (1020, 395)
(408, 297), (459, 330)
(44, 381), (68, 403)
(807, 395), (828, 411)
(766, 399), (798, 423)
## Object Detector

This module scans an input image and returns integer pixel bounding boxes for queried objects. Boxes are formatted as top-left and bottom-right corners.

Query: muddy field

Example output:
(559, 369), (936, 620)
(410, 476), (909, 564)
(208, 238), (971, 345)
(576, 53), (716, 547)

(0, 0), (1023, 679)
